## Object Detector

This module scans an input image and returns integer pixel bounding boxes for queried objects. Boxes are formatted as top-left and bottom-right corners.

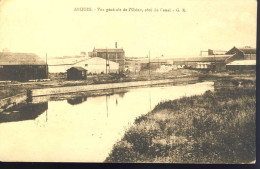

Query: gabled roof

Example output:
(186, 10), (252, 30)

(75, 57), (118, 65)
(93, 48), (124, 53)
(226, 46), (256, 55)
(67, 67), (87, 71)
(0, 52), (46, 65)
(48, 57), (88, 66)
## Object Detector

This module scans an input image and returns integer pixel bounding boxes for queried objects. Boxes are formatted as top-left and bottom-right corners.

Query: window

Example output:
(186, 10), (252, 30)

(85, 64), (88, 67)
(0, 65), (3, 68)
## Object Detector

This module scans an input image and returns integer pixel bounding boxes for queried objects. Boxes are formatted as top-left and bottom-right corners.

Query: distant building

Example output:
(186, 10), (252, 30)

(226, 60), (256, 71)
(0, 52), (48, 81)
(125, 59), (142, 73)
(48, 57), (86, 73)
(74, 57), (119, 74)
(170, 55), (233, 71)
(89, 46), (125, 72)
(207, 49), (227, 55)
(67, 67), (87, 80)
(167, 46), (256, 72)
(226, 46), (256, 62)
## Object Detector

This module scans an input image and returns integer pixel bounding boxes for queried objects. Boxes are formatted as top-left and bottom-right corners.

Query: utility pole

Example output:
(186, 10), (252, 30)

(149, 50), (151, 78)
(46, 53), (48, 79)
(106, 48), (108, 74)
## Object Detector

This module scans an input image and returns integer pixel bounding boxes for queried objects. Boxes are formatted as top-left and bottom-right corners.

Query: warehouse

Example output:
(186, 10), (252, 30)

(73, 57), (119, 74)
(0, 52), (48, 81)
(226, 60), (256, 72)
(225, 46), (256, 62)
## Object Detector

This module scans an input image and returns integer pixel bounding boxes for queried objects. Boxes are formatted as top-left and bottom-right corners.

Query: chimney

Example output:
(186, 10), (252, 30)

(115, 42), (117, 48)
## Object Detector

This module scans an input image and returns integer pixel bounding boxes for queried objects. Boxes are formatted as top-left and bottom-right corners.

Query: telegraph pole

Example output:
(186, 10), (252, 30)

(46, 53), (48, 79)
(149, 50), (151, 78)
(106, 48), (108, 74)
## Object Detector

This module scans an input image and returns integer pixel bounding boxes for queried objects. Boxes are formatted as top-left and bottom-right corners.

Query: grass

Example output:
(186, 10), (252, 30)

(105, 84), (256, 163)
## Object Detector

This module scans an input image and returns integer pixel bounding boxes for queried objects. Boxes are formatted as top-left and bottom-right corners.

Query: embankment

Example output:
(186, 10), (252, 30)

(105, 85), (256, 163)
(28, 76), (198, 97)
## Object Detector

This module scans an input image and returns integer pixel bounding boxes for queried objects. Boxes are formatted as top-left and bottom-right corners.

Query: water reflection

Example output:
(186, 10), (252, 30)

(0, 102), (48, 123)
(67, 97), (88, 105)
(0, 82), (214, 162)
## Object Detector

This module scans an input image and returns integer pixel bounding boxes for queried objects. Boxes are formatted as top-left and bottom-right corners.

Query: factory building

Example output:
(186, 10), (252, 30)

(88, 43), (125, 72)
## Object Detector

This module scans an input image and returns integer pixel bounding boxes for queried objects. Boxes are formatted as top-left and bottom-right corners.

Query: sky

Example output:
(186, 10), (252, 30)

(0, 0), (257, 58)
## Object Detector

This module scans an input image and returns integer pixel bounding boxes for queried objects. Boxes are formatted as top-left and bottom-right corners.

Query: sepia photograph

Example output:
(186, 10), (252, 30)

(0, 0), (257, 165)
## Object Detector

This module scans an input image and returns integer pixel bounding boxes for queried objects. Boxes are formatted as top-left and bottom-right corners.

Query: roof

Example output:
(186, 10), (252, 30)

(170, 55), (233, 62)
(93, 48), (124, 53)
(237, 48), (256, 54)
(129, 55), (233, 63)
(75, 57), (118, 65)
(67, 67), (87, 71)
(226, 60), (256, 66)
(0, 52), (46, 65)
(226, 47), (256, 55)
(48, 57), (88, 66)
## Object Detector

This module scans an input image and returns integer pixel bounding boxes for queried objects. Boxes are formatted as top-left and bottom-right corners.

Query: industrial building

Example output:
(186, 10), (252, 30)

(226, 60), (256, 71)
(48, 55), (87, 73)
(49, 57), (119, 74)
(0, 52), (48, 81)
(73, 57), (119, 74)
(88, 43), (125, 72)
(225, 46), (256, 62)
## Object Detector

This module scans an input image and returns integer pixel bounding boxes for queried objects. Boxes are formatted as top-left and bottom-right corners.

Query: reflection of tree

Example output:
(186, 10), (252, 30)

(67, 97), (87, 105)
(0, 102), (48, 123)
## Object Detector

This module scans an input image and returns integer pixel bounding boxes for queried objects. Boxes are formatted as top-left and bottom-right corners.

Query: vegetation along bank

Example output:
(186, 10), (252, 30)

(105, 82), (256, 163)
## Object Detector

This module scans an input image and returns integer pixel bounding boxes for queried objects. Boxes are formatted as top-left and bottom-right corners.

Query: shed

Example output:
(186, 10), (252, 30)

(67, 67), (87, 80)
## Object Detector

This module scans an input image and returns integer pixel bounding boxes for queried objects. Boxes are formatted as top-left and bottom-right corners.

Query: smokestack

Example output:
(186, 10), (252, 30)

(115, 42), (117, 48)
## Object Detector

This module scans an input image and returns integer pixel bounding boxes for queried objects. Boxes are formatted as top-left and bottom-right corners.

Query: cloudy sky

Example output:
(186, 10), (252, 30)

(0, 0), (257, 58)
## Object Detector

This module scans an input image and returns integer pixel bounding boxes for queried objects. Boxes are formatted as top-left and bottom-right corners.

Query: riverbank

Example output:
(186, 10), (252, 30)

(0, 69), (197, 99)
(28, 76), (199, 97)
(105, 85), (256, 163)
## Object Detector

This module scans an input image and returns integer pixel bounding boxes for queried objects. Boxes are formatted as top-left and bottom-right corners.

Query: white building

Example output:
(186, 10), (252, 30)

(74, 57), (119, 74)
(48, 57), (87, 73)
(48, 57), (119, 74)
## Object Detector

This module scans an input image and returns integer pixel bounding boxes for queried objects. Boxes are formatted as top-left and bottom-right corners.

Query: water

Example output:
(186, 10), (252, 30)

(0, 81), (214, 162)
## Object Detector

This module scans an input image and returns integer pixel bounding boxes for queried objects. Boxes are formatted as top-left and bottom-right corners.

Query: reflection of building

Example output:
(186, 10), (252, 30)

(0, 52), (48, 81)
(0, 102), (48, 123)
(67, 67), (87, 80)
(67, 97), (87, 105)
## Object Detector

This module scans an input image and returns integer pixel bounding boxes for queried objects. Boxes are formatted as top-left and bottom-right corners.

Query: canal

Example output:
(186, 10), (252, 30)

(0, 81), (214, 162)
